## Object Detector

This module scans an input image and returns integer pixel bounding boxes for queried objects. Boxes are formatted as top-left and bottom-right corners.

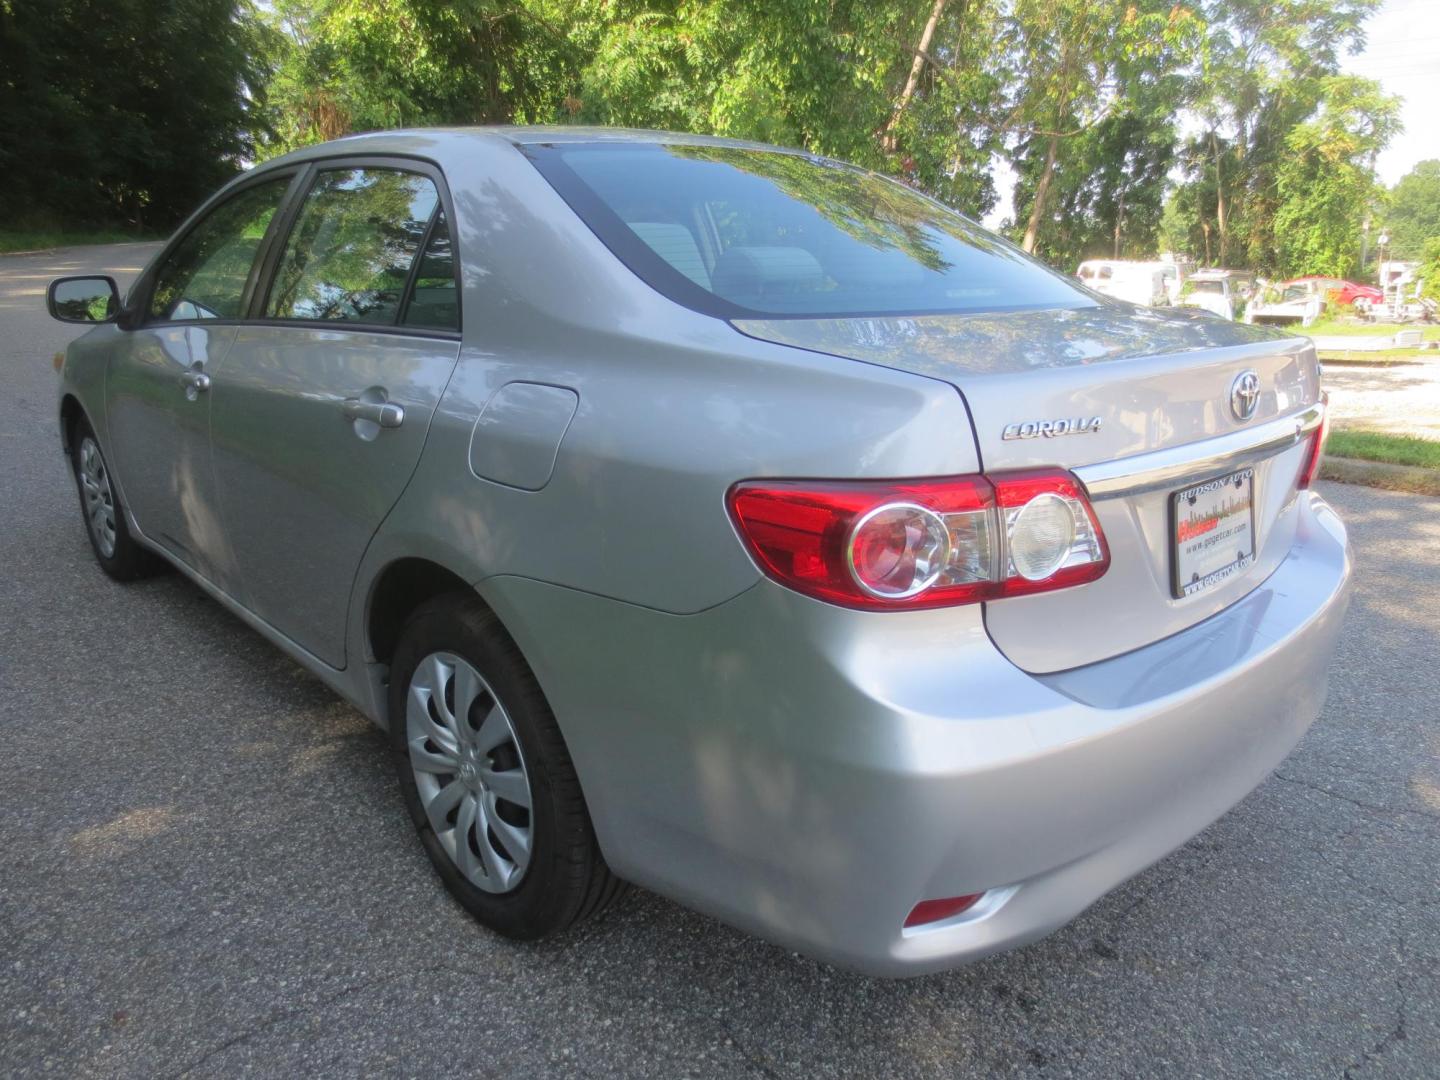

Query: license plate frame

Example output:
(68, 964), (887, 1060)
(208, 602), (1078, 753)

(1170, 467), (1256, 599)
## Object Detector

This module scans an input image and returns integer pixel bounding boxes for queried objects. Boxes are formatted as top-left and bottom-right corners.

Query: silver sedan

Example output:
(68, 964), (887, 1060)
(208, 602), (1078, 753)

(48, 127), (1350, 976)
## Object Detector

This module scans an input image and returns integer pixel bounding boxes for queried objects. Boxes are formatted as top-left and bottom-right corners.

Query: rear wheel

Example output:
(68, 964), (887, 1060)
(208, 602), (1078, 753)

(71, 420), (163, 581)
(389, 594), (625, 939)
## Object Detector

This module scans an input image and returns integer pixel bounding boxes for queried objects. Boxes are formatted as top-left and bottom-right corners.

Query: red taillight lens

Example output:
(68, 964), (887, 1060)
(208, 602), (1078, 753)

(849, 503), (952, 599)
(904, 894), (984, 928)
(1298, 396), (1330, 490)
(726, 470), (1108, 610)
(726, 477), (995, 610)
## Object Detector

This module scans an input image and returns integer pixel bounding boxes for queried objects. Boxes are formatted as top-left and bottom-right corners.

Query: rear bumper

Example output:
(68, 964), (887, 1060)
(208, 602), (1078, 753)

(482, 492), (1352, 976)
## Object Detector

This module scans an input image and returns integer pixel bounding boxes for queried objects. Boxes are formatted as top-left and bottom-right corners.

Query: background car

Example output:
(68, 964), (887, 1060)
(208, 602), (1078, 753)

(1283, 275), (1382, 309)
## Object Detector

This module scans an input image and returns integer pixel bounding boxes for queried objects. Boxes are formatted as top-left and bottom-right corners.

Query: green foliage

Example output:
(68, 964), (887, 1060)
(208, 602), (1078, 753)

(0, 228), (161, 254)
(1385, 161), (1440, 261)
(1326, 430), (1440, 470)
(560, 0), (1008, 216)
(1002, 0), (1201, 262)
(0, 0), (272, 229)
(1273, 76), (1400, 278)
(1164, 0), (1390, 274)
(259, 0), (577, 155)
(1420, 236), (1440, 304)
(1, 0), (1406, 277)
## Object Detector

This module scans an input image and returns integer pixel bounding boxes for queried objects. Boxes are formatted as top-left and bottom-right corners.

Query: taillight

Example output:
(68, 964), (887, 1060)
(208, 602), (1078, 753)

(727, 469), (1108, 611)
(904, 894), (984, 929)
(1298, 395), (1330, 490)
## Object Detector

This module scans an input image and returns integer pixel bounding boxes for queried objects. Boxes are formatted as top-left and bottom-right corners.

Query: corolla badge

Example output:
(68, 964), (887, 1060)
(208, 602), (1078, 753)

(1001, 416), (1103, 441)
(1230, 370), (1261, 421)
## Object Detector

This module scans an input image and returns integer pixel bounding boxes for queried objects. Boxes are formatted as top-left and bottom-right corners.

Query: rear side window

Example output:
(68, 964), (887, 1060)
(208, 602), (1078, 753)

(529, 144), (1092, 319)
(400, 209), (458, 331)
(266, 167), (441, 326)
(148, 178), (291, 321)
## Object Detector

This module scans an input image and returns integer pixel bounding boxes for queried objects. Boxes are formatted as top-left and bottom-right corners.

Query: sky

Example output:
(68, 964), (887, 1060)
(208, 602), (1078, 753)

(1342, 0), (1440, 186)
(982, 0), (1440, 229)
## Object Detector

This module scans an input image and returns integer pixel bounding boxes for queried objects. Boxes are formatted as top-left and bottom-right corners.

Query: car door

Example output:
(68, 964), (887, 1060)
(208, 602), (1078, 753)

(106, 172), (299, 589)
(209, 159), (462, 669)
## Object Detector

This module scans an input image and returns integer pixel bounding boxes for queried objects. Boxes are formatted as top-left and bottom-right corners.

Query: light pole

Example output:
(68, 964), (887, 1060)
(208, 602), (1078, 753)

(1378, 231), (1391, 317)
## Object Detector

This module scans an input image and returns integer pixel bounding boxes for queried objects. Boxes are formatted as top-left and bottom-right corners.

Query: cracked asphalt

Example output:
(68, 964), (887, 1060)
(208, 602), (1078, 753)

(1, 245), (1437, 1078)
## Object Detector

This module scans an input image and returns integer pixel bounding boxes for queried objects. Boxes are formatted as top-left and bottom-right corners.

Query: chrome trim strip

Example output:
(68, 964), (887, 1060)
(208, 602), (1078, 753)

(1076, 404), (1323, 500)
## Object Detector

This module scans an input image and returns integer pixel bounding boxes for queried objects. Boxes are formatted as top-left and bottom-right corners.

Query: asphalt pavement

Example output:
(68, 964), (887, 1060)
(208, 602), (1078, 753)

(1, 245), (1436, 1078)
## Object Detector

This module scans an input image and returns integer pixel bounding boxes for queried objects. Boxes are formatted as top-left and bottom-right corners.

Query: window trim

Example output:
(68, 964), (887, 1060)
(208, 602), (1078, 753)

(252, 155), (462, 337)
(128, 153), (462, 340)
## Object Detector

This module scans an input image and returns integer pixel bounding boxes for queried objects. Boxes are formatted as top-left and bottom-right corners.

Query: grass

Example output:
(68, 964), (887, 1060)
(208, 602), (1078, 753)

(1327, 429), (1440, 469)
(1319, 348), (1432, 364)
(0, 228), (161, 254)
(1307, 318), (1440, 341)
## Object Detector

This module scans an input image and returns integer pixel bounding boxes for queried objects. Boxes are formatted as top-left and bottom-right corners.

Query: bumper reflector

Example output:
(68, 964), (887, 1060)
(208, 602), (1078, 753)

(904, 893), (984, 929)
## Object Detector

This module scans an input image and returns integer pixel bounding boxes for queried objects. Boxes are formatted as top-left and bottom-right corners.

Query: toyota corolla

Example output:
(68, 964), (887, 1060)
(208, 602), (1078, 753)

(48, 128), (1351, 976)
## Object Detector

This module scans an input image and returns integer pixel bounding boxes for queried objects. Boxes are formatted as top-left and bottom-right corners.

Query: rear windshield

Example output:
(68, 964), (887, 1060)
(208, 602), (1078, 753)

(529, 143), (1093, 319)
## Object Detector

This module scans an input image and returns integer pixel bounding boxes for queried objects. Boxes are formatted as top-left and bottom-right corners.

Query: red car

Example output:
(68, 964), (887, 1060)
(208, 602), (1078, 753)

(1282, 276), (1383, 307)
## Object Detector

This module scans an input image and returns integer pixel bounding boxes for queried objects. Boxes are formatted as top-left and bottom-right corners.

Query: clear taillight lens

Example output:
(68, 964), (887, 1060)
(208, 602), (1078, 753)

(727, 470), (1108, 610)
(991, 471), (1110, 599)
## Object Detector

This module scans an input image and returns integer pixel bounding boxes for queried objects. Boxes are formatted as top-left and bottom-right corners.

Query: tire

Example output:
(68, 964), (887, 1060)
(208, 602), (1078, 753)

(70, 419), (164, 581)
(388, 593), (626, 939)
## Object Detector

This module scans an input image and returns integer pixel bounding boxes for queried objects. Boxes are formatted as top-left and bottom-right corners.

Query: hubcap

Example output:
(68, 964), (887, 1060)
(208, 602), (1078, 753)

(78, 437), (117, 558)
(406, 652), (534, 894)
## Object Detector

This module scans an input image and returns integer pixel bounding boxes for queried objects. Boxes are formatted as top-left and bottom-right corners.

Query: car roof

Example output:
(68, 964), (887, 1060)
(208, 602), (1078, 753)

(256, 125), (810, 172)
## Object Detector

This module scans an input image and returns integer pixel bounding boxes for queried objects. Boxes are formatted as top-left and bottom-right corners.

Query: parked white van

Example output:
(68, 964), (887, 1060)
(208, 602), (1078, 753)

(1076, 260), (1170, 307)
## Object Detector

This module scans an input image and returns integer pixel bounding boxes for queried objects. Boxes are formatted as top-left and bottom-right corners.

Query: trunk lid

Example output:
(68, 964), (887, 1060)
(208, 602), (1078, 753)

(735, 303), (1322, 673)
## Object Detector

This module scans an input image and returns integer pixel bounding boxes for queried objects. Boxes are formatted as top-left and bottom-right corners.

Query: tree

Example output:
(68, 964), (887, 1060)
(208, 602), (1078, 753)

(563, 0), (1009, 217)
(0, 0), (272, 229)
(1385, 160), (1440, 261)
(998, 0), (1198, 255)
(1172, 0), (1381, 272)
(1272, 75), (1398, 278)
(1419, 236), (1440, 303)
(259, 0), (576, 156)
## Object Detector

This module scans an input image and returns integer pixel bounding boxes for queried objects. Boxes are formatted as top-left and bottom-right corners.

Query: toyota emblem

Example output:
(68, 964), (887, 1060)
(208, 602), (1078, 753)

(1230, 370), (1260, 422)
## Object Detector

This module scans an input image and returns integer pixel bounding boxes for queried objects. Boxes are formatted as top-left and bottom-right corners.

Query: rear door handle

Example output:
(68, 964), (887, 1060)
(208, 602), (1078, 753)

(342, 398), (404, 428)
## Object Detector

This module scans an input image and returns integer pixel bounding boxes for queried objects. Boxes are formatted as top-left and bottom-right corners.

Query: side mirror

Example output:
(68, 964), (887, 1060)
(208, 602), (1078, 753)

(47, 276), (121, 324)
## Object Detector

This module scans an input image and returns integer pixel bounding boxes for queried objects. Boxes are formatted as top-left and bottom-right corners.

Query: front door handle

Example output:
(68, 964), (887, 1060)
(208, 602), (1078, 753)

(342, 398), (404, 429)
(180, 366), (210, 398)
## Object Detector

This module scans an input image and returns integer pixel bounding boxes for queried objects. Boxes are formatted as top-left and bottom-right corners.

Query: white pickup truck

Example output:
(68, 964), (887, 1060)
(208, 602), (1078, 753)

(1247, 279), (1326, 327)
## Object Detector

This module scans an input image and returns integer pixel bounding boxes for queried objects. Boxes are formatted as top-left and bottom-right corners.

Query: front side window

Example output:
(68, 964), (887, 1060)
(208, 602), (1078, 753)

(266, 167), (440, 325)
(148, 177), (291, 321)
(530, 144), (1092, 319)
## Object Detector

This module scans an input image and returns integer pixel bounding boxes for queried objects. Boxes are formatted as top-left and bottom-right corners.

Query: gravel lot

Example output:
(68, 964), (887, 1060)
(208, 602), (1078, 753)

(1, 245), (1437, 1078)
(1323, 358), (1440, 440)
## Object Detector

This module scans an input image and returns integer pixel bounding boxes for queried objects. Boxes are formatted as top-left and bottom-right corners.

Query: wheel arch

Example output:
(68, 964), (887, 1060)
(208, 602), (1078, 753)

(365, 556), (480, 669)
(59, 393), (85, 453)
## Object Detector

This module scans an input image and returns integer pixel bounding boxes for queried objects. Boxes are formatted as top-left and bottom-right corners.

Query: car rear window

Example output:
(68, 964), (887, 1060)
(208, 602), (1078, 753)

(529, 143), (1092, 319)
